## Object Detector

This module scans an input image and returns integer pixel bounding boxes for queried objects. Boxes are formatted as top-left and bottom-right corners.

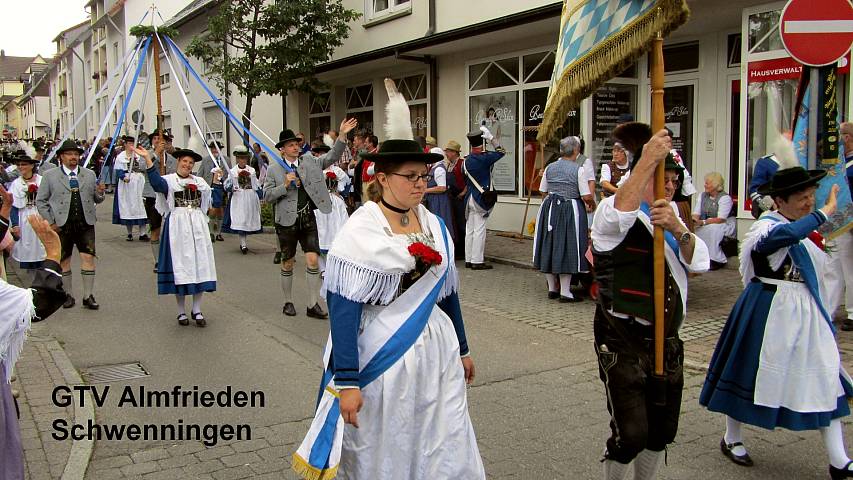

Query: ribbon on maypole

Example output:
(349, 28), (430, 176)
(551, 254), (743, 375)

(537, 0), (690, 402)
(537, 0), (689, 144)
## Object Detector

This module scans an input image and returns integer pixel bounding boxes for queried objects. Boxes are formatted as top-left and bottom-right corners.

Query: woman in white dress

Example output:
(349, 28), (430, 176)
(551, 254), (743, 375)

(693, 172), (735, 270)
(112, 136), (149, 241)
(224, 145), (261, 254)
(136, 145), (218, 328)
(8, 155), (46, 273)
(294, 79), (484, 480)
(311, 141), (350, 276)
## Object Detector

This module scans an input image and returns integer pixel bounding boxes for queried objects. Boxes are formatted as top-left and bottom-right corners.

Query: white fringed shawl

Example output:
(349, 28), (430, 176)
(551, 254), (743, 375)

(0, 281), (34, 382)
(322, 201), (458, 305)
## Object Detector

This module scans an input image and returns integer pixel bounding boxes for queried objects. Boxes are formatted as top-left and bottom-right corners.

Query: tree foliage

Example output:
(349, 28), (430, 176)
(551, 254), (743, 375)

(185, 0), (360, 135)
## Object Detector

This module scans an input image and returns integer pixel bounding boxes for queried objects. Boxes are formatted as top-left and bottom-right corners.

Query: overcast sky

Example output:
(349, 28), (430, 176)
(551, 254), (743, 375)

(1, 0), (90, 58)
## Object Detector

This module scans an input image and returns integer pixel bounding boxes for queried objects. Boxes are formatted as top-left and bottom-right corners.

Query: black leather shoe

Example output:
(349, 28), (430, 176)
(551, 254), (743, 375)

(177, 313), (189, 326)
(138, 234), (150, 241)
(470, 263), (493, 270)
(830, 460), (853, 479)
(126, 234), (133, 241)
(273, 252), (282, 264)
(191, 311), (206, 327)
(842, 318), (853, 332)
(559, 295), (582, 303)
(82, 295), (100, 310)
(153, 262), (158, 273)
(63, 295), (75, 309)
(465, 262), (472, 269)
(548, 291), (560, 300)
(240, 246), (248, 255)
(307, 303), (328, 319)
(282, 302), (296, 316)
(720, 438), (753, 467)
(216, 234), (224, 241)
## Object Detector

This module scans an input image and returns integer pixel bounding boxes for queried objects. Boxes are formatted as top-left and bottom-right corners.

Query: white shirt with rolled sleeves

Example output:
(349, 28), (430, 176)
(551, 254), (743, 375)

(591, 195), (710, 323)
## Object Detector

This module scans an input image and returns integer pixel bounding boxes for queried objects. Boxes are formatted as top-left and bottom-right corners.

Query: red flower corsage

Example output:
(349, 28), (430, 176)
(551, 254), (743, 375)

(325, 171), (337, 180)
(408, 242), (442, 268)
(27, 183), (38, 193)
(185, 183), (198, 192)
(807, 231), (825, 251)
(238, 170), (251, 177)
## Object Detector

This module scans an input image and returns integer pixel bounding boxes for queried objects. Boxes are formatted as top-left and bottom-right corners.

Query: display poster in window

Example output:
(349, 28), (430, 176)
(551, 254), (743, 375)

(663, 85), (694, 173)
(522, 88), (579, 194)
(469, 93), (517, 192)
(591, 83), (636, 167)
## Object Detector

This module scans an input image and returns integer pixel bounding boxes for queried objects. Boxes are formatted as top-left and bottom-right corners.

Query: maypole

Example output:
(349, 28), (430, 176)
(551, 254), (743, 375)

(649, 33), (666, 387)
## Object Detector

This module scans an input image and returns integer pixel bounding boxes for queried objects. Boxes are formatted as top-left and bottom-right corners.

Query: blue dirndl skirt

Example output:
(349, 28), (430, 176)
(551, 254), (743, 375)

(156, 214), (216, 295)
(699, 280), (852, 431)
(112, 192), (148, 226)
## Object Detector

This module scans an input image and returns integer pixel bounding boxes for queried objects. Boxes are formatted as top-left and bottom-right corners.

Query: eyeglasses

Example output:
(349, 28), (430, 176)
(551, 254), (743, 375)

(389, 172), (433, 183)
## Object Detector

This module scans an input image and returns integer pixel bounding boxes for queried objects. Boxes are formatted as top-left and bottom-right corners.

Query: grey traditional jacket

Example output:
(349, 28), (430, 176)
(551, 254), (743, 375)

(198, 154), (233, 187)
(36, 165), (105, 226)
(263, 138), (347, 227)
(142, 152), (177, 198)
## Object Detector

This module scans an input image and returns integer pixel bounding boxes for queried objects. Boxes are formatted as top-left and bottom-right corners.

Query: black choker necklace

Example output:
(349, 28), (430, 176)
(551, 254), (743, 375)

(381, 198), (411, 226)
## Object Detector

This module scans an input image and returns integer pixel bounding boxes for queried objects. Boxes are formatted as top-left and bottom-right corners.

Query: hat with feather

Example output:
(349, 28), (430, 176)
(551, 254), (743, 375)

(360, 79), (443, 163)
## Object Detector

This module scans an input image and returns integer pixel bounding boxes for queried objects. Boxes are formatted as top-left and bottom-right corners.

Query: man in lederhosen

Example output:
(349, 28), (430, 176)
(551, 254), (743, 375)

(36, 139), (106, 309)
(264, 118), (356, 318)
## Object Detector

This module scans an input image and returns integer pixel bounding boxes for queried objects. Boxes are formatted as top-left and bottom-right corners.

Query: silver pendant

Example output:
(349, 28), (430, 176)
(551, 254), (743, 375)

(400, 213), (410, 226)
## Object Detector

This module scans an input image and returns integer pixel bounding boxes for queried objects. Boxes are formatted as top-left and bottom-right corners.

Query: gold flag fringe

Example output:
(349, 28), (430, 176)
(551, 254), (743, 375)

(292, 452), (340, 480)
(537, 0), (690, 143)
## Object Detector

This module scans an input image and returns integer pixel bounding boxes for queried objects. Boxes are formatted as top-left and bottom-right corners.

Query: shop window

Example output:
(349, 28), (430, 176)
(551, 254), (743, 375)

(747, 10), (785, 54)
(591, 83), (637, 169)
(521, 86), (579, 196)
(655, 43), (700, 73)
(470, 92), (518, 193)
(309, 91), (331, 140)
(523, 51), (555, 83)
(346, 84), (373, 110)
(309, 92), (331, 115)
(727, 34), (742, 67)
(309, 116), (331, 141)
(348, 110), (374, 136)
(391, 74), (426, 101)
(469, 57), (519, 90)
(366, 0), (410, 21)
(664, 84), (695, 173)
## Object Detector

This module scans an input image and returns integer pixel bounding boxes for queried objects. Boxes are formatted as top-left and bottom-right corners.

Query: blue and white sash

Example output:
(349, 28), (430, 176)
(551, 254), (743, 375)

(293, 211), (451, 480)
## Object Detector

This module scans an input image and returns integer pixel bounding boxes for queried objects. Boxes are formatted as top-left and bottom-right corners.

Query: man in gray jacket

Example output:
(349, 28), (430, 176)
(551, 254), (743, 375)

(264, 118), (357, 318)
(36, 139), (106, 309)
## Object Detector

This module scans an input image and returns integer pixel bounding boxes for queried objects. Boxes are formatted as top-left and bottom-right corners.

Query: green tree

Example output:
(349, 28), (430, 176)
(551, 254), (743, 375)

(186, 0), (359, 143)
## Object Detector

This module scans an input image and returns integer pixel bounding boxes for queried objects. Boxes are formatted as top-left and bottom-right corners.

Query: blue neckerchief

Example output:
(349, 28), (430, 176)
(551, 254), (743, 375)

(639, 202), (680, 257)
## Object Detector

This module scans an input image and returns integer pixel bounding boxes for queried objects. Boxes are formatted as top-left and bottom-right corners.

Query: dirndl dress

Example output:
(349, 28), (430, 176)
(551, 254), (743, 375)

(532, 160), (589, 274)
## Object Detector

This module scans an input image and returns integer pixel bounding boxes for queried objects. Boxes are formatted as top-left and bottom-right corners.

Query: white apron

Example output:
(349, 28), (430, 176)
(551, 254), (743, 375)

(227, 166), (261, 232)
(9, 176), (45, 264)
(116, 153), (147, 220)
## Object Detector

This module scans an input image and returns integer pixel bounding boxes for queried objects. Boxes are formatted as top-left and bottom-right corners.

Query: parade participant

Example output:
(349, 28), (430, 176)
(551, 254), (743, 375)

(310, 140), (351, 196)
(293, 79), (483, 479)
(463, 126), (505, 270)
(749, 153), (780, 219)
(423, 146), (456, 243)
(600, 142), (631, 197)
(699, 169), (851, 478)
(8, 155), (45, 273)
(0, 193), (67, 480)
(692, 172), (734, 270)
(591, 123), (709, 480)
(199, 141), (229, 242)
(36, 139), (106, 310)
(670, 149), (697, 231)
(313, 164), (349, 276)
(112, 136), (148, 241)
(264, 118), (356, 319)
(444, 140), (467, 259)
(224, 145), (261, 254)
(534, 136), (593, 302)
(143, 129), (177, 272)
(137, 145), (217, 327)
(359, 135), (379, 202)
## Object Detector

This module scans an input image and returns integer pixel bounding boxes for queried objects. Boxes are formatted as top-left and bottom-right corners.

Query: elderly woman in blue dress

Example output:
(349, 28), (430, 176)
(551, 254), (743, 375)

(533, 135), (593, 302)
(699, 167), (849, 478)
(692, 171), (735, 270)
(135, 145), (219, 328)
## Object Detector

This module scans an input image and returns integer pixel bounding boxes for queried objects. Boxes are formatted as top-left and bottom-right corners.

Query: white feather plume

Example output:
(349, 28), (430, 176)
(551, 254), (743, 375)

(770, 132), (799, 169)
(187, 135), (204, 156)
(383, 78), (413, 141)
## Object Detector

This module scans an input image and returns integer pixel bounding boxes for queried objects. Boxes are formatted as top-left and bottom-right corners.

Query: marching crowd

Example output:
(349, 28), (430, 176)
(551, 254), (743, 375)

(0, 77), (852, 480)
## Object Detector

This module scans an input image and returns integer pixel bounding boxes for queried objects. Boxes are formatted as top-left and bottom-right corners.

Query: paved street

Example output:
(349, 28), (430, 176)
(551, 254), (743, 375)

(8, 206), (853, 480)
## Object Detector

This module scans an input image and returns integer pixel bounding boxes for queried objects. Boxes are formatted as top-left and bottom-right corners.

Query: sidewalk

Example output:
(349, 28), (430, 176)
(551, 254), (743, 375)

(6, 265), (94, 480)
(482, 230), (853, 372)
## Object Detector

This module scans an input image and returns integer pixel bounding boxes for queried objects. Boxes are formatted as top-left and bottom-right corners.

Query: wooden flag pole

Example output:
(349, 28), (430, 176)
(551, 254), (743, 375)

(151, 32), (166, 174)
(650, 32), (666, 379)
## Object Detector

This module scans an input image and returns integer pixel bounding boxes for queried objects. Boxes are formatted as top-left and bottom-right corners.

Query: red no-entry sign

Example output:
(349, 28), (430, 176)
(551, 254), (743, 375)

(780, 0), (853, 67)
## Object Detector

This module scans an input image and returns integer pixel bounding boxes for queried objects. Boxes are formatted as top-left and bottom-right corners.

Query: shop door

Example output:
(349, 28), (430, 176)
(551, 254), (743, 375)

(663, 81), (696, 173)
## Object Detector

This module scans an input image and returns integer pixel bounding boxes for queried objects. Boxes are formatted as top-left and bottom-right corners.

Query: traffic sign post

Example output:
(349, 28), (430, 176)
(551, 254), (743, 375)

(780, 0), (853, 67)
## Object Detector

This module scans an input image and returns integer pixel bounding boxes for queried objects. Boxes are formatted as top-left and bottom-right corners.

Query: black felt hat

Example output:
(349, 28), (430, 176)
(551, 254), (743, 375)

(55, 139), (84, 154)
(173, 148), (202, 163)
(310, 141), (330, 153)
(466, 130), (484, 148)
(758, 166), (826, 197)
(121, 135), (136, 143)
(275, 129), (299, 149)
(14, 155), (38, 164)
(148, 129), (172, 143)
(360, 139), (443, 163)
(208, 141), (223, 150)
